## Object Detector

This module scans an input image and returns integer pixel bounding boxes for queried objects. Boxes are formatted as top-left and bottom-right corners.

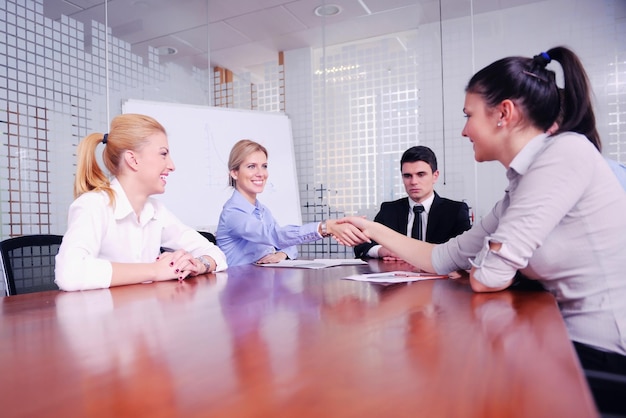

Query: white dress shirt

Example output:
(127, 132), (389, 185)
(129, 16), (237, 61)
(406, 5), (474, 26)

(55, 178), (227, 291)
(368, 192), (435, 258)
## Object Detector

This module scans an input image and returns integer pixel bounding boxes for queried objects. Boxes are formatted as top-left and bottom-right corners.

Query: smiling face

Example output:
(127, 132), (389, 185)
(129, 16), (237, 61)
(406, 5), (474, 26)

(461, 92), (502, 163)
(231, 150), (268, 204)
(402, 160), (439, 203)
(135, 131), (175, 196)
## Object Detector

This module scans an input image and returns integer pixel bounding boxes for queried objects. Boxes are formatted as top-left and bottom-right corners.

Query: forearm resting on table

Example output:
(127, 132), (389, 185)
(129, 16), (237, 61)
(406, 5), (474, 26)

(469, 269), (513, 292)
(111, 262), (162, 286)
(468, 240), (514, 292)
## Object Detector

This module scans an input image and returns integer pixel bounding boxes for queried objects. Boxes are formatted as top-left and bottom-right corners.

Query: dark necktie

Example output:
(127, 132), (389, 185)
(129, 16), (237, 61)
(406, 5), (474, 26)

(411, 205), (425, 240)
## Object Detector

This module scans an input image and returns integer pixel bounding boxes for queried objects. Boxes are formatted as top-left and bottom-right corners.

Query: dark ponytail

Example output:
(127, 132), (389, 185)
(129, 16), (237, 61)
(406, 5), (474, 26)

(466, 46), (600, 150)
(546, 47), (600, 150)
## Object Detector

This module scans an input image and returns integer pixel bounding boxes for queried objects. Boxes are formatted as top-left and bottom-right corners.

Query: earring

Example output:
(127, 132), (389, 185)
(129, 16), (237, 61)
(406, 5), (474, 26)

(497, 121), (502, 127)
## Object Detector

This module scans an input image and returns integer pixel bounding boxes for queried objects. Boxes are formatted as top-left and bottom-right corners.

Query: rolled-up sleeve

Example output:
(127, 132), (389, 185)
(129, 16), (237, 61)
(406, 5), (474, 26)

(438, 134), (596, 290)
(432, 200), (502, 275)
(468, 236), (528, 288)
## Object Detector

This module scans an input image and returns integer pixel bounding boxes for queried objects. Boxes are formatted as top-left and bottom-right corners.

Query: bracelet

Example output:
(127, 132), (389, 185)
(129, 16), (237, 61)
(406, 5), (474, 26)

(196, 255), (212, 274)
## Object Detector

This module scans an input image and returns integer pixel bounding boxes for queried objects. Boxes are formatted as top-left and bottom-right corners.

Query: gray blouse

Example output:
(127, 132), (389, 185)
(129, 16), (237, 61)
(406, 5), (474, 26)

(433, 132), (626, 355)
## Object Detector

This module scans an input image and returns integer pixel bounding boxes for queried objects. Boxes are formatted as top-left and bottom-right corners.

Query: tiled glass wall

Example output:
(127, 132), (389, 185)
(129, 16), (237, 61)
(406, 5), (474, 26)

(217, 62), (284, 113)
(0, 1), (210, 239)
(287, 1), (625, 257)
(292, 34), (421, 258)
(0, 0), (624, 263)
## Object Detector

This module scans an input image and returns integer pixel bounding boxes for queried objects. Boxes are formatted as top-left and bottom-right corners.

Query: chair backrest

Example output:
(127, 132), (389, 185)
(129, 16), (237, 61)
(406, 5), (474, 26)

(0, 234), (63, 296)
(198, 231), (217, 245)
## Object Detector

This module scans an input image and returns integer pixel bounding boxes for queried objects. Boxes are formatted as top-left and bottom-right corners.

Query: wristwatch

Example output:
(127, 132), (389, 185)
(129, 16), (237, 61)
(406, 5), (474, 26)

(320, 220), (331, 237)
(196, 255), (213, 274)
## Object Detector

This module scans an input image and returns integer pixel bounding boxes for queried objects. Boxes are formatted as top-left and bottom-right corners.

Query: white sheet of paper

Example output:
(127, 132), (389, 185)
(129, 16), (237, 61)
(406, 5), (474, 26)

(256, 258), (368, 269)
(343, 271), (448, 284)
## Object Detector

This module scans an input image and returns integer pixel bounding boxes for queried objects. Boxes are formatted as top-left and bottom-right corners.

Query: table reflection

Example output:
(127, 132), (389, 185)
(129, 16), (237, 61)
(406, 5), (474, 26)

(0, 261), (595, 418)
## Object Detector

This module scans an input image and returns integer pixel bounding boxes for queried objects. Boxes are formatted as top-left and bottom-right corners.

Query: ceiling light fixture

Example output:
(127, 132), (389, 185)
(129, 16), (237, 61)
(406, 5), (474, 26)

(314, 4), (342, 17)
(156, 46), (178, 56)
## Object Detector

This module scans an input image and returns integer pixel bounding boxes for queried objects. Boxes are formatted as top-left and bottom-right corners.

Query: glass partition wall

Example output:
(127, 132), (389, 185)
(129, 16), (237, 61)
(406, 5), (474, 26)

(1, 0), (624, 260)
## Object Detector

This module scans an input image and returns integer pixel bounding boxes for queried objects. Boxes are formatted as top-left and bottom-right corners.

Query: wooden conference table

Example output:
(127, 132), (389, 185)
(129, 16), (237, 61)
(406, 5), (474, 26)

(0, 260), (597, 418)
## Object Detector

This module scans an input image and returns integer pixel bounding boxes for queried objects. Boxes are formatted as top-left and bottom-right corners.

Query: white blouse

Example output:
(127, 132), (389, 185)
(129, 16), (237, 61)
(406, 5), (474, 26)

(55, 178), (227, 291)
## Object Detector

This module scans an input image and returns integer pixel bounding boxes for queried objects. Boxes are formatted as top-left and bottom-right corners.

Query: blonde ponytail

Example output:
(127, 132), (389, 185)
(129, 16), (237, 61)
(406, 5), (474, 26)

(72, 114), (166, 206)
(74, 132), (115, 203)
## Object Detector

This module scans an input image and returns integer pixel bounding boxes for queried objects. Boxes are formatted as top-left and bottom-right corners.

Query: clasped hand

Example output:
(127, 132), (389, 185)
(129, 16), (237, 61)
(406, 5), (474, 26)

(378, 247), (404, 261)
(155, 249), (208, 281)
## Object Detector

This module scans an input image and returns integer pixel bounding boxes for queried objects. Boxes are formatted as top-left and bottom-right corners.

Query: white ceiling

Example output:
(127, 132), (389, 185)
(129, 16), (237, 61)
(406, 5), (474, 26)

(42, 0), (541, 76)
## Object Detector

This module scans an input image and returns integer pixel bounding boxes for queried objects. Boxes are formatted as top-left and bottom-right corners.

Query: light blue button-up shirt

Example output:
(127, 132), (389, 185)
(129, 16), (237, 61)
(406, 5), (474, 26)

(216, 189), (322, 267)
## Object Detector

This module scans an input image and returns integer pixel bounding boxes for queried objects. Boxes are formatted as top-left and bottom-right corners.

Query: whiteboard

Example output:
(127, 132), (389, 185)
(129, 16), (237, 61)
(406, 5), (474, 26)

(122, 99), (302, 232)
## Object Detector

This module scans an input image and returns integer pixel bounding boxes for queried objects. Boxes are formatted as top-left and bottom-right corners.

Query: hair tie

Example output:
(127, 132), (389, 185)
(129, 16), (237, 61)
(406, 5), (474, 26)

(532, 51), (551, 68)
(102, 133), (108, 145)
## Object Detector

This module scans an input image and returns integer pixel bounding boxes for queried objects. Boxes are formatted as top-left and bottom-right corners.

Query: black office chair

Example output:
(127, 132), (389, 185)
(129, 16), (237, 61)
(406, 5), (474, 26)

(160, 231), (217, 254)
(0, 234), (63, 296)
(584, 369), (626, 417)
(198, 231), (217, 244)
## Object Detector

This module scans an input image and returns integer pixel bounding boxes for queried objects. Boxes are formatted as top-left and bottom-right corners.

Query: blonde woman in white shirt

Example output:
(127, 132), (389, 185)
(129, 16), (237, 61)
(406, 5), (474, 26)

(55, 114), (227, 291)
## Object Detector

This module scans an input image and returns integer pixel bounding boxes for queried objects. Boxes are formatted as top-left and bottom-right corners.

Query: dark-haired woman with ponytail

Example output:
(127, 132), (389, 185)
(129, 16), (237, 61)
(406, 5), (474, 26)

(55, 113), (227, 291)
(339, 46), (626, 413)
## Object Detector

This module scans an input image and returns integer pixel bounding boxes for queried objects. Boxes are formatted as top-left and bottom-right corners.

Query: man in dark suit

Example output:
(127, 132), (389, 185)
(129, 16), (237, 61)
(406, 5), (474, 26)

(354, 146), (471, 259)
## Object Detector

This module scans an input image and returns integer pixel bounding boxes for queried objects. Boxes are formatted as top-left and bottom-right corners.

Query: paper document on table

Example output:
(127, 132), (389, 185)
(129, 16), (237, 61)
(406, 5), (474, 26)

(343, 271), (448, 284)
(256, 259), (368, 269)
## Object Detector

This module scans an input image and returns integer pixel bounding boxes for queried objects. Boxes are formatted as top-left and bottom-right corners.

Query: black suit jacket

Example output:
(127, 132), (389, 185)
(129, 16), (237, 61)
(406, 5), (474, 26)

(354, 192), (471, 258)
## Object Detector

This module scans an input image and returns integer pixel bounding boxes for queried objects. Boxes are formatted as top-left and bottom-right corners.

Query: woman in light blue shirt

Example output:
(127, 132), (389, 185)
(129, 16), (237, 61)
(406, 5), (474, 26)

(216, 140), (367, 267)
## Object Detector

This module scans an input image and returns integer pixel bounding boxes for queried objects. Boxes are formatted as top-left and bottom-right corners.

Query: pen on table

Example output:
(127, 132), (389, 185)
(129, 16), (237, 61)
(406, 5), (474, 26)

(364, 272), (448, 279)
(366, 272), (428, 277)
(363, 272), (397, 278)
(394, 273), (449, 279)
(365, 272), (423, 278)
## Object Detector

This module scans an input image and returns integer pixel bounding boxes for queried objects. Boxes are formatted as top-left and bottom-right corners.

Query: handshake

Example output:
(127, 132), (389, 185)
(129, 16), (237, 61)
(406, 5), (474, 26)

(325, 217), (435, 270)
(321, 217), (373, 247)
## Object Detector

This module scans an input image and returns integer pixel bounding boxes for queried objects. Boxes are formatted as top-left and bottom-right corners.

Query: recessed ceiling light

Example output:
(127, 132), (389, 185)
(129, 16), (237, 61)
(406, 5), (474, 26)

(314, 4), (342, 17)
(156, 46), (178, 56)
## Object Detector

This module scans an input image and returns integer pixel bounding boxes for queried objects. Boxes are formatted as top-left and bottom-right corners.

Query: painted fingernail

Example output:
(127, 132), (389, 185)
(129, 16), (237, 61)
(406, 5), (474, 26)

(178, 276), (184, 281)
(169, 262), (174, 267)
(175, 268), (180, 273)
